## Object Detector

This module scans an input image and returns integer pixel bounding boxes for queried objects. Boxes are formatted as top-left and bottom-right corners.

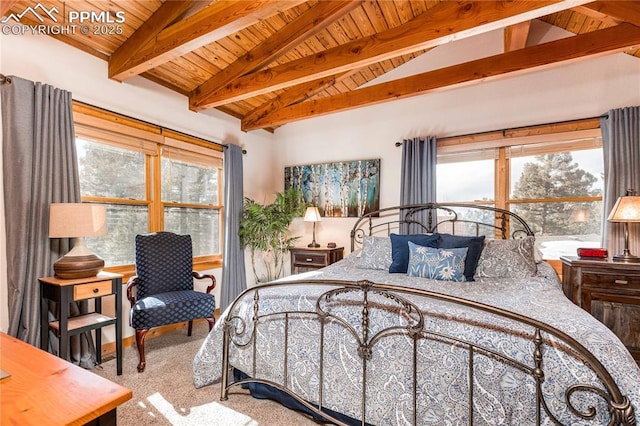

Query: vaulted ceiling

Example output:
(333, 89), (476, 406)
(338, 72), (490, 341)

(3, 1), (639, 132)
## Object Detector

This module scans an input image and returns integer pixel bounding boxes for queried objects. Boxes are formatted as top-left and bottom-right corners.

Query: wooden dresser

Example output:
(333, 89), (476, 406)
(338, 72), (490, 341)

(560, 256), (640, 364)
(290, 246), (344, 274)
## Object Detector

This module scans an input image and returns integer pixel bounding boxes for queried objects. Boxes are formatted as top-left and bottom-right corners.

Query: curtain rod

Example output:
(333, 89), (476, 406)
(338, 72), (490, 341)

(394, 114), (608, 147)
(0, 74), (11, 85)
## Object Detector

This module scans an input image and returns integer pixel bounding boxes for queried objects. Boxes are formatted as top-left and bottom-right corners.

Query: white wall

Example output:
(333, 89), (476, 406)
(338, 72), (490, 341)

(0, 32), (276, 336)
(276, 24), (640, 254)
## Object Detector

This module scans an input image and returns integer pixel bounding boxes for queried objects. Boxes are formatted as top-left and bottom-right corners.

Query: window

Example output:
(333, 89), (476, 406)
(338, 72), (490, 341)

(436, 120), (603, 259)
(509, 145), (603, 259)
(73, 104), (223, 270)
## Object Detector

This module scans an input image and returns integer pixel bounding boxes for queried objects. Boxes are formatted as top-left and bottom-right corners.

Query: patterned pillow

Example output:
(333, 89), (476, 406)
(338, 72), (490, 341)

(474, 236), (537, 279)
(436, 233), (486, 282)
(355, 236), (392, 270)
(389, 233), (439, 273)
(407, 242), (468, 282)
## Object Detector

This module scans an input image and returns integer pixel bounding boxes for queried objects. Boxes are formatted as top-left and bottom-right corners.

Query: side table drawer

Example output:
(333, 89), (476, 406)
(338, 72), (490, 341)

(581, 272), (640, 289)
(293, 252), (327, 267)
(74, 280), (113, 301)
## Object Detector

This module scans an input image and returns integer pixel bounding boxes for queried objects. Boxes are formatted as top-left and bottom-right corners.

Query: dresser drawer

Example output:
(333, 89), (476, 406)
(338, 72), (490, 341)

(581, 271), (640, 289)
(292, 252), (327, 267)
(74, 280), (113, 301)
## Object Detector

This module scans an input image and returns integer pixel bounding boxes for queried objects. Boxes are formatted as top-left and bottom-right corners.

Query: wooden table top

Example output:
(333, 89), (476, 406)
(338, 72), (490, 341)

(0, 333), (132, 425)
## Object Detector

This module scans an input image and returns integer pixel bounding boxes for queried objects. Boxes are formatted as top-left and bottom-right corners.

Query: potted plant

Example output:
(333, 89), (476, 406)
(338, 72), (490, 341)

(239, 188), (306, 283)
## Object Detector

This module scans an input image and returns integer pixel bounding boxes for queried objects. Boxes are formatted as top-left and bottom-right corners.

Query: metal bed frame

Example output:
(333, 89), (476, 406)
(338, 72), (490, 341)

(219, 204), (637, 425)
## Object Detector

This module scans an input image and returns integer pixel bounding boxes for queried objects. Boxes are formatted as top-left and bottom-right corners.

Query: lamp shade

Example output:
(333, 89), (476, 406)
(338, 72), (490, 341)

(570, 207), (590, 223)
(49, 203), (107, 238)
(607, 196), (640, 222)
(304, 206), (321, 222)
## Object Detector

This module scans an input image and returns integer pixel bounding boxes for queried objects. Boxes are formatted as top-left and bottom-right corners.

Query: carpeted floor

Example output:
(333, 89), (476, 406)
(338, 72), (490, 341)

(93, 321), (322, 425)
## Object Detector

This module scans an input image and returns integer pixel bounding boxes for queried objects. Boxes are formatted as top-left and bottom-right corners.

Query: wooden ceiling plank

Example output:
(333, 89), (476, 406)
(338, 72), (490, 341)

(504, 21), (532, 52)
(109, 0), (194, 81)
(244, 23), (640, 130)
(190, 0), (361, 110)
(194, 0), (594, 109)
(361, 0), (389, 32)
(584, 1), (640, 27)
(572, 5), (620, 27)
(348, 6), (378, 36)
(1, 0), (22, 16)
(111, 0), (306, 82)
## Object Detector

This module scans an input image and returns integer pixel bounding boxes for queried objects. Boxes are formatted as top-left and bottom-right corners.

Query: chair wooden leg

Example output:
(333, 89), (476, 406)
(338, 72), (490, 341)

(206, 316), (216, 331)
(187, 320), (193, 336)
(135, 329), (149, 373)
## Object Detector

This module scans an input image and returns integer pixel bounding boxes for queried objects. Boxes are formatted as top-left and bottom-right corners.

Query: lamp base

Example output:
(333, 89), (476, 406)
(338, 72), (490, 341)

(612, 253), (640, 263)
(307, 241), (320, 248)
(53, 254), (104, 279)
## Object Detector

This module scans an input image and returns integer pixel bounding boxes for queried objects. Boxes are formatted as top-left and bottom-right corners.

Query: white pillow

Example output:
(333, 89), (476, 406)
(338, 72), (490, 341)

(355, 236), (392, 270)
(474, 236), (537, 278)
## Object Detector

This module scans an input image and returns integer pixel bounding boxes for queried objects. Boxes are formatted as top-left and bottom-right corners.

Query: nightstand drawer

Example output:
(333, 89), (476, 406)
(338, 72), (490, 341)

(74, 280), (113, 301)
(561, 256), (640, 365)
(581, 272), (640, 289)
(292, 252), (327, 266)
(290, 246), (344, 274)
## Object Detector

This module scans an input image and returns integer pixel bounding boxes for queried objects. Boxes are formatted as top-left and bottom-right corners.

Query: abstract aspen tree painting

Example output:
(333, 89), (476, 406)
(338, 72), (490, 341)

(285, 159), (380, 217)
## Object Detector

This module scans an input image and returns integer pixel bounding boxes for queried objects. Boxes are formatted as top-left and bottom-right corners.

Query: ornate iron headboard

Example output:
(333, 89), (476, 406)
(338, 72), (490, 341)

(350, 203), (534, 251)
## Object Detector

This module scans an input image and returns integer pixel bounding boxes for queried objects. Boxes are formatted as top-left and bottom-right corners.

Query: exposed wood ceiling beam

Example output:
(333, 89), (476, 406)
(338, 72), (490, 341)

(110, 0), (306, 82)
(242, 49), (434, 131)
(191, 1), (362, 108)
(243, 23), (640, 130)
(583, 1), (640, 27)
(242, 69), (360, 132)
(109, 1), (195, 81)
(191, 0), (593, 109)
(504, 21), (531, 52)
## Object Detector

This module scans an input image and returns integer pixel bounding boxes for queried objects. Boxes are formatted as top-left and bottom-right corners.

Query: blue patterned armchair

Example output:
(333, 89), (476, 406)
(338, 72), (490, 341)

(126, 232), (216, 373)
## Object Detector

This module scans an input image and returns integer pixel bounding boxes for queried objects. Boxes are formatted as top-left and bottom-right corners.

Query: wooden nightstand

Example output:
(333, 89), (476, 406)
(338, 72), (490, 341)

(560, 256), (640, 364)
(290, 246), (344, 274)
(39, 272), (123, 375)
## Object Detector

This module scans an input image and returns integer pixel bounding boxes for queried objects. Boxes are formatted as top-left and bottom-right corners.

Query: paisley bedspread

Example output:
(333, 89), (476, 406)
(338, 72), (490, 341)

(193, 254), (640, 425)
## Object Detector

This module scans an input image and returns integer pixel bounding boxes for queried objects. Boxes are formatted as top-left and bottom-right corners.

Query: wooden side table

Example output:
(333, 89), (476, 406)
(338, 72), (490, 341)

(560, 256), (640, 364)
(39, 272), (123, 375)
(290, 246), (344, 274)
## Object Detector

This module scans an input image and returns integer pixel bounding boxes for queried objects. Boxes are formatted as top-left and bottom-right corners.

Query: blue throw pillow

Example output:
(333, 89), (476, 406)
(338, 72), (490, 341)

(436, 234), (486, 281)
(389, 233), (439, 273)
(407, 242), (468, 282)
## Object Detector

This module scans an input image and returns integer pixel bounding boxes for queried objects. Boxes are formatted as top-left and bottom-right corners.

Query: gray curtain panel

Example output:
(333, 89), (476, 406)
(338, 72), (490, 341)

(1, 76), (96, 368)
(601, 105), (640, 258)
(220, 143), (246, 313)
(399, 136), (437, 234)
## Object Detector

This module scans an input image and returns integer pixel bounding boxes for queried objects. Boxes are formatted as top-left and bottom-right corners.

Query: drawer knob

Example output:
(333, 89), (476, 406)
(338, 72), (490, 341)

(93, 288), (100, 293)
(614, 279), (628, 285)
(306, 258), (313, 262)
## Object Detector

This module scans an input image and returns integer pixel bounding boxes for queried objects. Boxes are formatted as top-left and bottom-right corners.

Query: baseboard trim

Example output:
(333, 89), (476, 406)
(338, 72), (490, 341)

(101, 314), (218, 356)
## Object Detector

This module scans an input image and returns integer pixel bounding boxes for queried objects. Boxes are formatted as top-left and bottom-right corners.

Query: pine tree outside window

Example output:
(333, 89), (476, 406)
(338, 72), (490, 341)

(436, 124), (603, 260)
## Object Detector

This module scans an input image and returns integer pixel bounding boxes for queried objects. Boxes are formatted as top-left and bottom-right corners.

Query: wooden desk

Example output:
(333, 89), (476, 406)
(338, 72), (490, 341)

(0, 333), (132, 425)
(40, 272), (123, 375)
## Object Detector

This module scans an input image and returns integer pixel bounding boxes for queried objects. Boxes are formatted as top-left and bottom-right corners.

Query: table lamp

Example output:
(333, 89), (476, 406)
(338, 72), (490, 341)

(607, 189), (640, 263)
(49, 203), (107, 278)
(304, 206), (321, 248)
